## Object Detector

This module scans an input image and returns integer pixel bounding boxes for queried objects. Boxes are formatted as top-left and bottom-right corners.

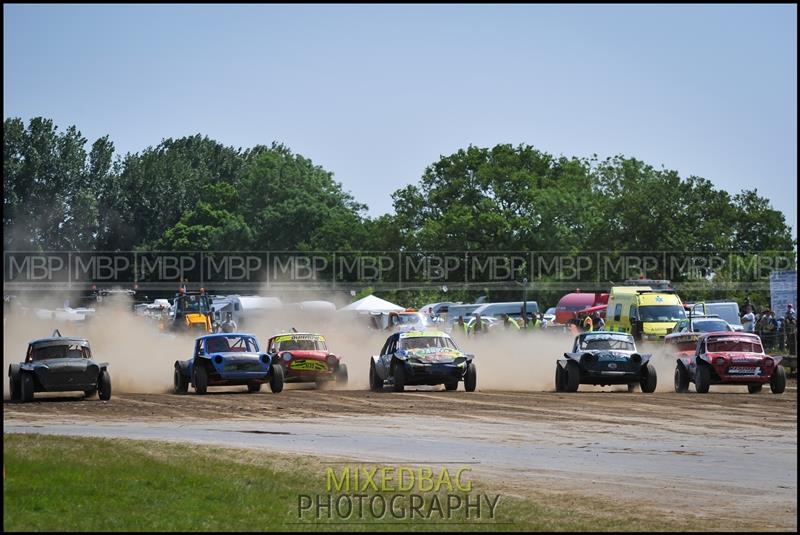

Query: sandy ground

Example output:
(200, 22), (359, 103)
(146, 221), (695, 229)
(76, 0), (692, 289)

(4, 385), (797, 531)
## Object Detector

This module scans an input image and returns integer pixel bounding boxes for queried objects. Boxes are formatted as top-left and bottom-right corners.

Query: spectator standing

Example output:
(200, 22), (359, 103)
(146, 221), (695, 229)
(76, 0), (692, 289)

(741, 308), (756, 333)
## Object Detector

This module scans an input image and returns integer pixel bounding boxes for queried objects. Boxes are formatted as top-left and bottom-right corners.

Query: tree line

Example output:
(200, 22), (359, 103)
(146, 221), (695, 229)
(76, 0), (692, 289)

(4, 116), (796, 305)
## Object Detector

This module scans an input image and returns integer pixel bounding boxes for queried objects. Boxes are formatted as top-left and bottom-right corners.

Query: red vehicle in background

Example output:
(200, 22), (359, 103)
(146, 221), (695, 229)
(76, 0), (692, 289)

(674, 332), (786, 394)
(555, 291), (609, 325)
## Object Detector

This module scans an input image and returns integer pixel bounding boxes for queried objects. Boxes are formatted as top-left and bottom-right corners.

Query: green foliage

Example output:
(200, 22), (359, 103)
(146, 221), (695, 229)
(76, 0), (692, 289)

(3, 117), (795, 306)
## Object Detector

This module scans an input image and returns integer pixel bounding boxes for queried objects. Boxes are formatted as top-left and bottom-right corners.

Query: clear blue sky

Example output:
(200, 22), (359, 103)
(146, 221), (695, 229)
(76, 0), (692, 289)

(4, 4), (797, 236)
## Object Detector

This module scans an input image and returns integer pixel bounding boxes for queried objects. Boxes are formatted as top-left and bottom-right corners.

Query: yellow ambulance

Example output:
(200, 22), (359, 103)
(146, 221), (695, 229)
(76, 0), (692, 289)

(604, 286), (686, 341)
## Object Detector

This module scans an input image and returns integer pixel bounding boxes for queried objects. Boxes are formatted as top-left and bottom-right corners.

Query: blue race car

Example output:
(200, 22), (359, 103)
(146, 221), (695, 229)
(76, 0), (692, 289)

(174, 333), (283, 394)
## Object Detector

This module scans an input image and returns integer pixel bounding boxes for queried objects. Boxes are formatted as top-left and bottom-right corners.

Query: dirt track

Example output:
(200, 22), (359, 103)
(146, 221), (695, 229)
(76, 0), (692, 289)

(4, 384), (797, 425)
(5, 385), (797, 530)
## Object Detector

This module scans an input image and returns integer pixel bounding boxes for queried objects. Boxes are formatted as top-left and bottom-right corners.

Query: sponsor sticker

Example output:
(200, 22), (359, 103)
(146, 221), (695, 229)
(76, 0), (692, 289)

(291, 359), (328, 371)
(727, 366), (761, 375)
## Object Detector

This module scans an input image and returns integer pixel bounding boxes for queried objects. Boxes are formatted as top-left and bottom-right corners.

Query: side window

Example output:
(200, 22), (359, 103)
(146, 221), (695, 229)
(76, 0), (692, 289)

(234, 303), (240, 311)
(629, 305), (637, 321)
(195, 339), (203, 357)
(380, 337), (392, 355)
(614, 304), (622, 322)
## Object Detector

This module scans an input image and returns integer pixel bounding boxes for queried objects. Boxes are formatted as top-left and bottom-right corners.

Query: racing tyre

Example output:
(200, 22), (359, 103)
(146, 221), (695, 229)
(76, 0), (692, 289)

(770, 365), (786, 394)
(247, 383), (262, 393)
(747, 383), (763, 394)
(393, 363), (406, 392)
(694, 364), (711, 394)
(20, 372), (34, 402)
(98, 370), (112, 401)
(464, 363), (477, 392)
(269, 364), (284, 393)
(194, 365), (208, 395)
(555, 365), (565, 392)
(9, 364), (21, 401)
(640, 363), (657, 393)
(674, 364), (690, 393)
(564, 361), (580, 392)
(369, 362), (383, 392)
(84, 388), (97, 398)
(444, 380), (458, 391)
(174, 367), (189, 394)
(335, 363), (349, 386)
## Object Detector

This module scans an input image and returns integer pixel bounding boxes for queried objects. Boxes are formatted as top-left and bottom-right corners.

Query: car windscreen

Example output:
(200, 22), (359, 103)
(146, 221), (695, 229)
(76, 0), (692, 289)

(638, 305), (685, 322)
(400, 336), (457, 350)
(395, 314), (423, 324)
(706, 338), (763, 353)
(30, 344), (89, 361)
(580, 336), (635, 351)
(206, 335), (258, 353)
(277, 339), (327, 351)
(693, 319), (730, 332)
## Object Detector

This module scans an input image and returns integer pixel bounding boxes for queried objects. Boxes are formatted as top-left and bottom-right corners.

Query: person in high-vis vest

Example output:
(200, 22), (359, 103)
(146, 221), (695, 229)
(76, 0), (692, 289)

(470, 314), (486, 336)
(456, 315), (469, 337)
(502, 313), (519, 330)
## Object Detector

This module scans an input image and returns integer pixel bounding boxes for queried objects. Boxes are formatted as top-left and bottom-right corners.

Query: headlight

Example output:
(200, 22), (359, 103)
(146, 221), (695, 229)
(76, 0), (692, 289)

(713, 357), (726, 366)
(213, 355), (223, 365)
(327, 355), (338, 365)
(260, 354), (269, 364)
(282, 352), (293, 362)
(762, 357), (774, 368)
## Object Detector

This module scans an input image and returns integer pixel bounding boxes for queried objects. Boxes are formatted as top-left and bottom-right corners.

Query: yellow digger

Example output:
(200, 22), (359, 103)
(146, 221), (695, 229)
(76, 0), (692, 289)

(167, 289), (213, 334)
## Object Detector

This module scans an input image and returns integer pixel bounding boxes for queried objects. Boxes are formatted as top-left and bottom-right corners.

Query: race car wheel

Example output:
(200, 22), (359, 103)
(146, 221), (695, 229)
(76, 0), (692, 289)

(369, 362), (383, 392)
(393, 364), (406, 392)
(464, 362), (477, 392)
(20, 372), (34, 402)
(444, 380), (458, 391)
(269, 363), (284, 393)
(640, 363), (657, 393)
(747, 383), (763, 394)
(247, 382), (262, 393)
(335, 363), (349, 386)
(554, 365), (565, 392)
(174, 367), (188, 394)
(564, 361), (580, 392)
(98, 370), (112, 401)
(674, 364), (690, 393)
(694, 364), (711, 394)
(194, 365), (208, 395)
(9, 364), (21, 401)
(84, 388), (97, 398)
(770, 365), (786, 394)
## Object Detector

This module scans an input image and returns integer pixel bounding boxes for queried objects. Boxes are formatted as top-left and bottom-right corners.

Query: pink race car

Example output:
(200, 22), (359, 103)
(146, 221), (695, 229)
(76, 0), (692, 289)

(674, 332), (786, 394)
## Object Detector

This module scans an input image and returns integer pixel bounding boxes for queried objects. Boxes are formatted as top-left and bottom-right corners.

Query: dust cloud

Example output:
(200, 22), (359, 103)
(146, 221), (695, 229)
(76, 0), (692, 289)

(3, 287), (681, 396)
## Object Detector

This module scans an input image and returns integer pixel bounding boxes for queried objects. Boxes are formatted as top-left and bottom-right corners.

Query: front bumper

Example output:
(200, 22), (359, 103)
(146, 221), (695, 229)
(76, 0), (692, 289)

(401, 362), (466, 385)
(580, 369), (644, 385)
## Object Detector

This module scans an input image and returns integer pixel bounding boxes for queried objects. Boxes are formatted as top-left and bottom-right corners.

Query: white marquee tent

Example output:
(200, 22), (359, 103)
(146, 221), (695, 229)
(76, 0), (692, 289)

(339, 295), (404, 313)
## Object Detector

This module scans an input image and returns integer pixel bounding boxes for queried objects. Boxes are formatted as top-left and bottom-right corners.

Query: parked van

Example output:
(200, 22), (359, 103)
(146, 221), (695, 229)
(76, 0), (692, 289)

(604, 286), (685, 341)
(686, 301), (743, 331)
(471, 301), (539, 321)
